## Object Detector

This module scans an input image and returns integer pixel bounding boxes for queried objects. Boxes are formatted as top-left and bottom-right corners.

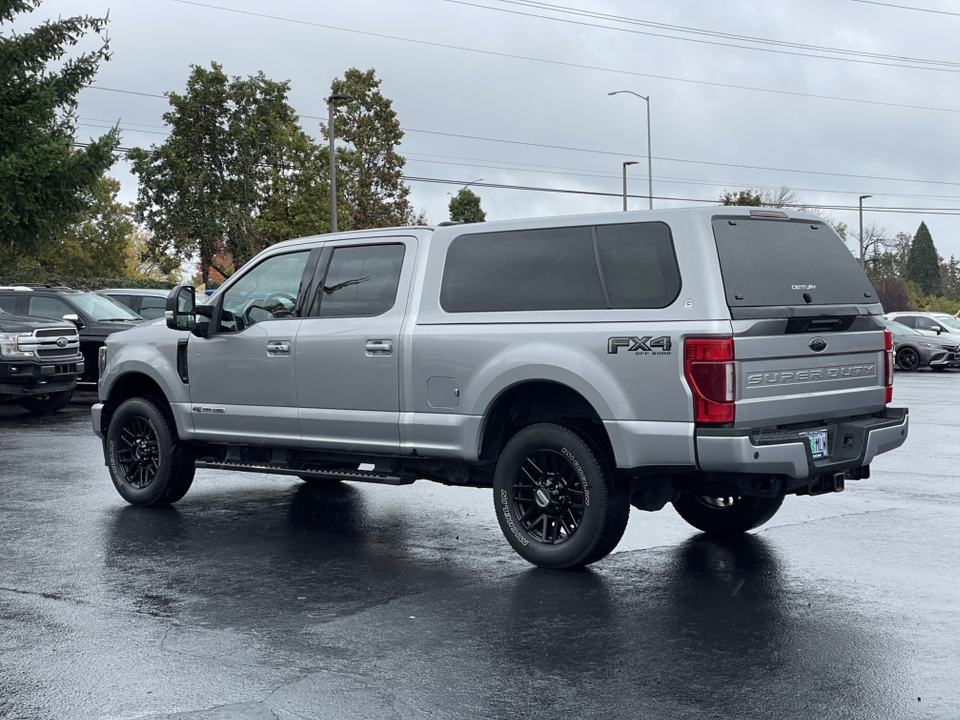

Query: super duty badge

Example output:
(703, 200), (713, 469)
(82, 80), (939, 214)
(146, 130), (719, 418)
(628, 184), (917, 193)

(608, 336), (673, 355)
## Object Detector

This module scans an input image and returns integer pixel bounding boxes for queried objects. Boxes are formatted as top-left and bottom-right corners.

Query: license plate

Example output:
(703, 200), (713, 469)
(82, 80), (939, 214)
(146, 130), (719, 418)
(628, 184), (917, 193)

(805, 430), (829, 459)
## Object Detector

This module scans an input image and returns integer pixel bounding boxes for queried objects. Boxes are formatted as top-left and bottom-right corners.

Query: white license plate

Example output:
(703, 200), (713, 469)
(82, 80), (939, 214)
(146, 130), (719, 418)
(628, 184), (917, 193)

(805, 430), (829, 459)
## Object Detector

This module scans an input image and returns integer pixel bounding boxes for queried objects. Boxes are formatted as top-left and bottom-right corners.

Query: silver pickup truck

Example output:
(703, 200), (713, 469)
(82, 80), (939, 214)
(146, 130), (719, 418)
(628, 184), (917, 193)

(91, 207), (908, 569)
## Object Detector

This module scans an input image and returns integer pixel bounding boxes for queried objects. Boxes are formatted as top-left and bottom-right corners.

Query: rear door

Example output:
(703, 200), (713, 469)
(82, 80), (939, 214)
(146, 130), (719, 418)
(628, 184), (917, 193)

(296, 237), (416, 454)
(713, 215), (887, 427)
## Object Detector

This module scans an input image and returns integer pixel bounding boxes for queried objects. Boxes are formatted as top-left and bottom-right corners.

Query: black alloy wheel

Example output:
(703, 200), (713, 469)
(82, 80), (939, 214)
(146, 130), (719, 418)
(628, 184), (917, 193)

(106, 397), (195, 506)
(493, 423), (630, 570)
(511, 449), (587, 545)
(896, 346), (921, 372)
(116, 415), (161, 489)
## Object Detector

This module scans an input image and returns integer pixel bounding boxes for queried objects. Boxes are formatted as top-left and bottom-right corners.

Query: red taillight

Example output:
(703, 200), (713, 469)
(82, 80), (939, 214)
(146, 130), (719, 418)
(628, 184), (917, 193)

(884, 329), (894, 404)
(684, 338), (736, 424)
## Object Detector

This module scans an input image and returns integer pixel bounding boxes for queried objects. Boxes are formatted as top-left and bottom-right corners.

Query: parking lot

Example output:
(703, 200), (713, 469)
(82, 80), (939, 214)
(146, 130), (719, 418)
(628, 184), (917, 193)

(1, 372), (958, 719)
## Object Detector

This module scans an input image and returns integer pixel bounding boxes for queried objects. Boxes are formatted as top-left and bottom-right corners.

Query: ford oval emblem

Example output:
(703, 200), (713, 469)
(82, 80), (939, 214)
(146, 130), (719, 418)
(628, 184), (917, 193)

(809, 337), (827, 353)
(56, 337), (69, 348)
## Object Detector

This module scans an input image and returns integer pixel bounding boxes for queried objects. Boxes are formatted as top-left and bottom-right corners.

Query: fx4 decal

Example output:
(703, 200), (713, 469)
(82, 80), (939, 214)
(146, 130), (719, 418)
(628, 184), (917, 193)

(607, 336), (673, 354)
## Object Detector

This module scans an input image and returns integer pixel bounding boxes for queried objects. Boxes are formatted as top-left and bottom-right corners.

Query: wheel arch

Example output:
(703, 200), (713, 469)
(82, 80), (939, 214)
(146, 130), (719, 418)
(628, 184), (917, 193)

(99, 372), (174, 436)
(477, 380), (615, 467)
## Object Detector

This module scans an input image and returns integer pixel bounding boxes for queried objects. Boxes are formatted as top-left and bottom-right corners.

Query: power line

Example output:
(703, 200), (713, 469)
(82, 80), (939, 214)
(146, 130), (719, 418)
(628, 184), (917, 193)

(153, 1), (960, 116)
(75, 141), (960, 216)
(78, 113), (960, 192)
(480, 0), (960, 69)
(849, 0), (960, 18)
(450, 0), (960, 74)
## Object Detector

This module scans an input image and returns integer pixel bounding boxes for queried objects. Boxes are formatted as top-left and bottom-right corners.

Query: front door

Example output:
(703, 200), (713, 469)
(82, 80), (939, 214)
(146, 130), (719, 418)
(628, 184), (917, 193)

(296, 238), (416, 454)
(187, 250), (313, 445)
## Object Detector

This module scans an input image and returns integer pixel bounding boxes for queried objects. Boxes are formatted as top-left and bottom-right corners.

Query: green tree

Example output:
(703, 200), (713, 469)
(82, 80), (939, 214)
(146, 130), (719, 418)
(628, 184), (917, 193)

(130, 63), (330, 281)
(0, 0), (119, 271)
(326, 68), (413, 230)
(449, 187), (486, 223)
(720, 189), (763, 206)
(903, 221), (942, 297)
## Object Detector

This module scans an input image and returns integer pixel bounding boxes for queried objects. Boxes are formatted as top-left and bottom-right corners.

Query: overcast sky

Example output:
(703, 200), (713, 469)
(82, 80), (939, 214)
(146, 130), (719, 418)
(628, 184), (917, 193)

(14, 0), (960, 259)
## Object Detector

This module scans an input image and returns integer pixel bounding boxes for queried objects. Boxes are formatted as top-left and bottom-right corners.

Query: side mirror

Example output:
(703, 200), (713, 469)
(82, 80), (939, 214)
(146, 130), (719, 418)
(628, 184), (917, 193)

(63, 313), (85, 329)
(166, 285), (197, 332)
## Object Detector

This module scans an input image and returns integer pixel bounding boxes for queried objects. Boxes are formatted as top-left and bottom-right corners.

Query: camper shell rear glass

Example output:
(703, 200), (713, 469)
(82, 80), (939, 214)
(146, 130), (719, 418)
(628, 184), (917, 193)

(712, 217), (876, 308)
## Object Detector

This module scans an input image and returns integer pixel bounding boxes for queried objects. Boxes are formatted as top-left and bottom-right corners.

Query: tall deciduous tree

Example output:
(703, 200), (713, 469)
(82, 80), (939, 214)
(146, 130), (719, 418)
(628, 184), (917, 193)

(325, 68), (413, 230)
(903, 221), (942, 297)
(449, 187), (486, 223)
(0, 0), (119, 271)
(129, 63), (329, 281)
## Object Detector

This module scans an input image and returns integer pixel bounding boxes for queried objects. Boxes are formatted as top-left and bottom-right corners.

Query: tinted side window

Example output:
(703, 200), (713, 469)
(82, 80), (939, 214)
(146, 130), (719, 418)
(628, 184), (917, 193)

(915, 317), (940, 331)
(895, 316), (916, 328)
(596, 223), (681, 309)
(0, 296), (18, 313)
(314, 244), (405, 318)
(28, 296), (73, 321)
(441, 227), (605, 312)
(106, 295), (135, 309)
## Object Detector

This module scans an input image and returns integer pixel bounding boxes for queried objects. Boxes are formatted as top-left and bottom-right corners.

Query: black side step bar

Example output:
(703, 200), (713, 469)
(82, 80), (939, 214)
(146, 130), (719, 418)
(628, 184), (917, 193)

(193, 460), (418, 485)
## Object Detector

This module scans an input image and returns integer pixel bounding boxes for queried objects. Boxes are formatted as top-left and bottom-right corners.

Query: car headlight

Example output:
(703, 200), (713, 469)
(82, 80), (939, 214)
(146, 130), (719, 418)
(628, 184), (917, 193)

(0, 332), (34, 358)
(919, 342), (937, 348)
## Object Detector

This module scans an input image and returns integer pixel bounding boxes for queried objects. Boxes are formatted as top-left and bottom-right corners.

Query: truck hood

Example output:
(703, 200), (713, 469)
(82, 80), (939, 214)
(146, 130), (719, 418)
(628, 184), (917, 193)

(0, 313), (77, 334)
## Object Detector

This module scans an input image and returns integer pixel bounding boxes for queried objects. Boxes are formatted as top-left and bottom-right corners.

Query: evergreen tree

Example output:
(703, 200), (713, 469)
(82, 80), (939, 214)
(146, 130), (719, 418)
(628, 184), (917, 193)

(449, 187), (486, 223)
(325, 68), (413, 230)
(903, 222), (942, 297)
(0, 0), (119, 272)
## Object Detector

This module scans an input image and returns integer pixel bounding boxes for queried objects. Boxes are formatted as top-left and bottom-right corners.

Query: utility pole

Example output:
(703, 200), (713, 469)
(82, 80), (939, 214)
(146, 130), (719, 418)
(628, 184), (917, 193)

(859, 195), (872, 266)
(326, 93), (355, 233)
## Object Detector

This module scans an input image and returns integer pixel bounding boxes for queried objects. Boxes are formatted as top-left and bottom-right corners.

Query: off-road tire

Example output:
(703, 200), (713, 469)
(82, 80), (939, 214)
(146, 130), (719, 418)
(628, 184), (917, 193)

(493, 423), (630, 570)
(106, 396), (195, 506)
(19, 389), (73, 416)
(672, 491), (784, 536)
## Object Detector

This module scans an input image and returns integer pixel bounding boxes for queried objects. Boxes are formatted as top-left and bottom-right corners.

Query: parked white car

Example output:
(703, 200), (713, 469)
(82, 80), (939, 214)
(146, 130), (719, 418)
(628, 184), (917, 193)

(884, 312), (960, 339)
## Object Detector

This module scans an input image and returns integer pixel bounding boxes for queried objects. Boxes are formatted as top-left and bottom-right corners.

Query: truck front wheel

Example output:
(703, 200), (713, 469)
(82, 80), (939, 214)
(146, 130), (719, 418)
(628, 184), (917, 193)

(493, 423), (630, 570)
(106, 397), (195, 506)
(19, 389), (73, 416)
(672, 492), (783, 536)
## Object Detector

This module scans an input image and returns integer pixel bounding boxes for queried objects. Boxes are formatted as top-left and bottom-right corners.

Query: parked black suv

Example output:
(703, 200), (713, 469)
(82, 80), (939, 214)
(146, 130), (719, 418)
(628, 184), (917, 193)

(0, 307), (84, 414)
(0, 286), (142, 383)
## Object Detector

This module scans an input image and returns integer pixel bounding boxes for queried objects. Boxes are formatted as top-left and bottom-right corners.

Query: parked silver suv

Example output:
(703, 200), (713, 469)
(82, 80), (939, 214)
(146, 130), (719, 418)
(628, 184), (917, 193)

(91, 207), (909, 569)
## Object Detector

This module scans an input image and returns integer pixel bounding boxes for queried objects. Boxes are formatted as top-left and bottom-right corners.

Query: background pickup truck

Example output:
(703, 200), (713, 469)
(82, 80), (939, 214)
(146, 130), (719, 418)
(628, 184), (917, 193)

(0, 308), (83, 415)
(92, 207), (908, 569)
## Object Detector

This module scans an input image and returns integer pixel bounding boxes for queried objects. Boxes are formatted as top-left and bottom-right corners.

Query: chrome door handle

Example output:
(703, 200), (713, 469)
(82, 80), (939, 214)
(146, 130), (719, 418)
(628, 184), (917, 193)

(365, 339), (393, 355)
(267, 340), (291, 356)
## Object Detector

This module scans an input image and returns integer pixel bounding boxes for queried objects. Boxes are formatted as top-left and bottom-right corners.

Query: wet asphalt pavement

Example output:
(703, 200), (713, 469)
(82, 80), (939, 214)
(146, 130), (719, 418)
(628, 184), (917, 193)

(0, 375), (958, 720)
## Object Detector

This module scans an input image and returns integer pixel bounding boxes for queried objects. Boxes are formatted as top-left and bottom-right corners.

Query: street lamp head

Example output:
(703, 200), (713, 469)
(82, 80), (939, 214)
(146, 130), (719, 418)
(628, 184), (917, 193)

(326, 93), (355, 105)
(859, 194), (873, 202)
(623, 161), (639, 167)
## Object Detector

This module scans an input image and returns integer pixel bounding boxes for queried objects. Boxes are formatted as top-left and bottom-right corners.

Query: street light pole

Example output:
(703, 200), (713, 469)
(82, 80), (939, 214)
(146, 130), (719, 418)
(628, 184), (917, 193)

(326, 93), (355, 233)
(622, 161), (639, 211)
(609, 90), (652, 209)
(859, 194), (872, 266)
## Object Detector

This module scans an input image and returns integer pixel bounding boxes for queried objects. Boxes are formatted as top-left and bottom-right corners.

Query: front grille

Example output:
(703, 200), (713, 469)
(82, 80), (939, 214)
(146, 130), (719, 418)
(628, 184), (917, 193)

(35, 327), (75, 338)
(18, 328), (80, 356)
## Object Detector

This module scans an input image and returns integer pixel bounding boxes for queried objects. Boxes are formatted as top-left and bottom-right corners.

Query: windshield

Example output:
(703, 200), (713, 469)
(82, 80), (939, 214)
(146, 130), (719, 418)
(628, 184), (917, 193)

(934, 316), (960, 330)
(71, 292), (142, 321)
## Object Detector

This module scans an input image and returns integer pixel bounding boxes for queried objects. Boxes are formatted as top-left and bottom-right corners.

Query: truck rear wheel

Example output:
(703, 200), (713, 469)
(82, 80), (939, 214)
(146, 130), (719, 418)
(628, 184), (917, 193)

(19, 389), (73, 416)
(672, 491), (783, 536)
(106, 397), (195, 506)
(493, 423), (630, 570)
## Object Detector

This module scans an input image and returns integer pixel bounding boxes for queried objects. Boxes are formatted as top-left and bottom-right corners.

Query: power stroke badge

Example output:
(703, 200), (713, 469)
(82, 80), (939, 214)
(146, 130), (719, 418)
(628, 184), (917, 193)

(607, 336), (673, 355)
